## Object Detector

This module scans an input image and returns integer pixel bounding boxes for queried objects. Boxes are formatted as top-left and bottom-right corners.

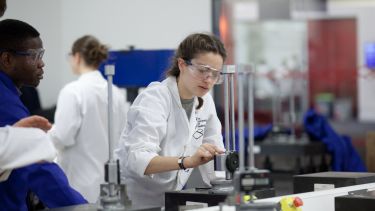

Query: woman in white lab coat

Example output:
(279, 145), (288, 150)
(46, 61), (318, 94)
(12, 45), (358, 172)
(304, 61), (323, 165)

(116, 33), (227, 208)
(48, 35), (128, 202)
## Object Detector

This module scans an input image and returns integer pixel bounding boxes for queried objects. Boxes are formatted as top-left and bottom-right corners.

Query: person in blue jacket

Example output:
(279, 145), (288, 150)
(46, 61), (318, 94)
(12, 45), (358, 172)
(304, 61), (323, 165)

(0, 19), (87, 210)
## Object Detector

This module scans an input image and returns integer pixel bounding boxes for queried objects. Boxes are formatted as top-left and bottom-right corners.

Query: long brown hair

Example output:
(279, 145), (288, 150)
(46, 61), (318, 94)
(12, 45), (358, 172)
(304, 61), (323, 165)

(166, 33), (227, 109)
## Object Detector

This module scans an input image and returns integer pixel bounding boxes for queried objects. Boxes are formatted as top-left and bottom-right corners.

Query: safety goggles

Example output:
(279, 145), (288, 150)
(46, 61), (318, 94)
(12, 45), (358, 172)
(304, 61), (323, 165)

(185, 60), (223, 84)
(0, 48), (45, 65)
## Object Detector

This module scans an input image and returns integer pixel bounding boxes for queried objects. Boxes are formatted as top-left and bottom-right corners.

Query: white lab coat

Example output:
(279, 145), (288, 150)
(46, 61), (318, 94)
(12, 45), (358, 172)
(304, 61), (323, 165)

(0, 126), (56, 181)
(116, 76), (224, 208)
(48, 71), (128, 203)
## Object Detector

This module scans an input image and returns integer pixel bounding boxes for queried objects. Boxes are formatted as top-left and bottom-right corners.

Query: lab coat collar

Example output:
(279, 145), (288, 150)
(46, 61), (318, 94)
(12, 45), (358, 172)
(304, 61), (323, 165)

(78, 70), (103, 81)
(165, 76), (198, 110)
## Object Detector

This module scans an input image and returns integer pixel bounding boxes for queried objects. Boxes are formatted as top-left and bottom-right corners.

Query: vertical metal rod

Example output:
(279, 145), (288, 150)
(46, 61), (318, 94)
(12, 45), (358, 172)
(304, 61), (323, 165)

(223, 65), (235, 180)
(247, 66), (255, 169)
(104, 64), (118, 201)
(289, 78), (296, 141)
(237, 70), (245, 171)
(276, 83), (281, 127)
(230, 74), (236, 151)
(224, 73), (230, 152)
(272, 86), (278, 127)
(303, 72), (309, 122)
(105, 65), (115, 162)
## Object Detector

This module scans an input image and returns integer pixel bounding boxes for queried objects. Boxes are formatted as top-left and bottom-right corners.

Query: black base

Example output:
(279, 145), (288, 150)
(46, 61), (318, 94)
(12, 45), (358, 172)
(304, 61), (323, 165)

(48, 204), (160, 211)
(335, 190), (375, 211)
(293, 172), (375, 194)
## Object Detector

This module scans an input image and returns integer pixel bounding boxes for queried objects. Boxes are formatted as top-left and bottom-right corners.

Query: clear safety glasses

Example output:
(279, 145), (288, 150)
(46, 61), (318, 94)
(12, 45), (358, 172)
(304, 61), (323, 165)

(185, 60), (223, 84)
(0, 48), (45, 65)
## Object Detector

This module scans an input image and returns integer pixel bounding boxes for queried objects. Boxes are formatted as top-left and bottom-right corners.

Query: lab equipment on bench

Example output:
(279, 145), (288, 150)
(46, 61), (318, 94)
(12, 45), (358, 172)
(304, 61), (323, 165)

(221, 64), (278, 211)
(98, 65), (131, 210)
(211, 65), (239, 194)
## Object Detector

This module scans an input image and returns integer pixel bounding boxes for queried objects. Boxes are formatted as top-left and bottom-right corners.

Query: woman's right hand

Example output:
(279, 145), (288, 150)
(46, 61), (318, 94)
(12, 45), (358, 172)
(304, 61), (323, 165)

(184, 143), (224, 168)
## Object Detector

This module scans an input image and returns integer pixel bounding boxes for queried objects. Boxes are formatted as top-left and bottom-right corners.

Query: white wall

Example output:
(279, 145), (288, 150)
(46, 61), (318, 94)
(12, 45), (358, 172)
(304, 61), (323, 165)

(2, 0), (212, 107)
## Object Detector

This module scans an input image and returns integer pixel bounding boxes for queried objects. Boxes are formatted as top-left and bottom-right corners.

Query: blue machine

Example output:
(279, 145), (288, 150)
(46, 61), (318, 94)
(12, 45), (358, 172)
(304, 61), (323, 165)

(99, 49), (175, 87)
(365, 43), (375, 69)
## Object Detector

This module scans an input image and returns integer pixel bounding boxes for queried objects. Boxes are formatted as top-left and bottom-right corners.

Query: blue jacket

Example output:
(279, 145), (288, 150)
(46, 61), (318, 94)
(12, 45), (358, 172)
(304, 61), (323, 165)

(0, 71), (87, 210)
(227, 124), (273, 151)
(0, 71), (29, 125)
(304, 109), (366, 172)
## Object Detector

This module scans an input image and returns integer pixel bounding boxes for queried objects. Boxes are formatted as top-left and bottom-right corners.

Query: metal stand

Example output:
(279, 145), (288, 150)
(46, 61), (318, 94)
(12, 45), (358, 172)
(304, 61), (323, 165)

(288, 78), (296, 143)
(211, 65), (239, 194)
(98, 65), (131, 211)
(223, 64), (277, 211)
(272, 69), (302, 143)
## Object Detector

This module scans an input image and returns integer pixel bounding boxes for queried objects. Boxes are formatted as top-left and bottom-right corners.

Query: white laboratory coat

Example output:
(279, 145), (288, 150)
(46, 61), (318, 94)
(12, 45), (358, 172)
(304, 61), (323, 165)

(48, 71), (128, 203)
(116, 76), (224, 208)
(0, 126), (56, 181)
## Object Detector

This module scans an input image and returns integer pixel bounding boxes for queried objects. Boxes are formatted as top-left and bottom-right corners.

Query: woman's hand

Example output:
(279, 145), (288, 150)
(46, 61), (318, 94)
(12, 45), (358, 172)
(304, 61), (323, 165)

(13, 115), (52, 132)
(184, 143), (224, 168)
